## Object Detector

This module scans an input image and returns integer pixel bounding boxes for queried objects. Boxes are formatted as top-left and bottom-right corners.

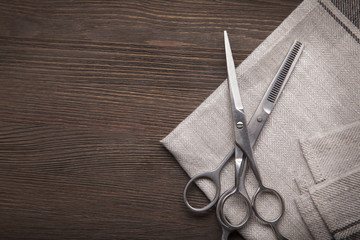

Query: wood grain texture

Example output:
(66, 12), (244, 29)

(0, 1), (301, 239)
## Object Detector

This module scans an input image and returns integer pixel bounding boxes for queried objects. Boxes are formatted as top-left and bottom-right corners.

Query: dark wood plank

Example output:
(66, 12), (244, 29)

(0, 0), (301, 239)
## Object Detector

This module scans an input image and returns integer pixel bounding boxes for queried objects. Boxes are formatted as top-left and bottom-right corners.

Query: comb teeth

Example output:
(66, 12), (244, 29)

(267, 41), (303, 103)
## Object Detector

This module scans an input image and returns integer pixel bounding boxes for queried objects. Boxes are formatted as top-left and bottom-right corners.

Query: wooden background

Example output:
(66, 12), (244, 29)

(0, 1), (302, 239)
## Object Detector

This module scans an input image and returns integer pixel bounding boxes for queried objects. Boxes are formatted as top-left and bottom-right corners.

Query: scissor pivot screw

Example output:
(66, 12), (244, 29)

(236, 121), (244, 129)
(257, 117), (263, 122)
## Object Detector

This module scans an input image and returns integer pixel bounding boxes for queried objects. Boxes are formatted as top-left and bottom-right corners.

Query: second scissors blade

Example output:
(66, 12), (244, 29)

(224, 31), (243, 112)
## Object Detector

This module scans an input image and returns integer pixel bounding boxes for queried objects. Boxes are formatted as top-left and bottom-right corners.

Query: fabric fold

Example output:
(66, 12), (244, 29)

(295, 121), (360, 240)
(300, 121), (360, 184)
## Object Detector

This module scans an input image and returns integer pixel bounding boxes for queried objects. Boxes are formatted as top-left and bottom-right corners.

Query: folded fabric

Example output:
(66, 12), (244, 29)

(161, 0), (360, 239)
(300, 121), (360, 186)
(296, 121), (360, 240)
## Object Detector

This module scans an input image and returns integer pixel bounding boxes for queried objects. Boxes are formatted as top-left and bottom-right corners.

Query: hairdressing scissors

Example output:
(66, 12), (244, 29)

(184, 31), (304, 239)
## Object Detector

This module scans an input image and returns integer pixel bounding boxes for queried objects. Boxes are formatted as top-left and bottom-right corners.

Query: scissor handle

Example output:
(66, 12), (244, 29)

(252, 186), (288, 240)
(183, 171), (221, 212)
(219, 217), (233, 240)
(183, 149), (234, 213)
(218, 210), (246, 240)
(216, 187), (252, 230)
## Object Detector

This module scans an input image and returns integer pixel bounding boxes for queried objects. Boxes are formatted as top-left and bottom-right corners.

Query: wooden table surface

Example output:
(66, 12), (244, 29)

(0, 1), (302, 239)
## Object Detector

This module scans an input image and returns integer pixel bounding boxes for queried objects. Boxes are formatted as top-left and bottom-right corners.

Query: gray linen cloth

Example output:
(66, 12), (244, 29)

(161, 0), (360, 239)
(296, 121), (360, 240)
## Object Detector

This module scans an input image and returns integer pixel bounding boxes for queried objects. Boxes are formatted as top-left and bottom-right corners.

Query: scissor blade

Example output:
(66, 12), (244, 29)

(224, 31), (255, 175)
(247, 40), (304, 146)
(224, 31), (243, 112)
(261, 40), (304, 112)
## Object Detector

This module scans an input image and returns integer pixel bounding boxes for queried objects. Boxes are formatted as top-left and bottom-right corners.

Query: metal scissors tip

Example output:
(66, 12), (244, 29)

(224, 31), (244, 111)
